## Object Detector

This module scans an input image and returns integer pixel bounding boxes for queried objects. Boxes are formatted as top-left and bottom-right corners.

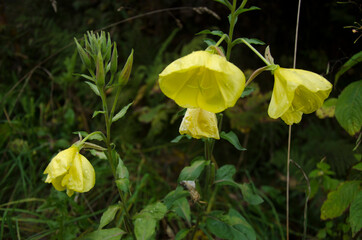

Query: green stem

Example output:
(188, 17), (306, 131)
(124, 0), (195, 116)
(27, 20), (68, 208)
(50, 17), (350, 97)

(110, 84), (122, 120)
(226, 0), (237, 60)
(79, 131), (106, 145)
(100, 89), (134, 235)
(240, 38), (271, 66)
(215, 34), (227, 48)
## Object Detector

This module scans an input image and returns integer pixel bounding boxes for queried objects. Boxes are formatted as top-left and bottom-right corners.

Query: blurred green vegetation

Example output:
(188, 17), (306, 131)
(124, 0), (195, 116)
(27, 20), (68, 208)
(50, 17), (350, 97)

(0, 0), (361, 239)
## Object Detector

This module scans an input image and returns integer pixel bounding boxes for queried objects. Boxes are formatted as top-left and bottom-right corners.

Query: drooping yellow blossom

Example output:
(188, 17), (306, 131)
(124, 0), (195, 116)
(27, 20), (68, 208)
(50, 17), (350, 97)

(159, 51), (245, 113)
(44, 146), (95, 197)
(179, 108), (220, 139)
(268, 67), (333, 125)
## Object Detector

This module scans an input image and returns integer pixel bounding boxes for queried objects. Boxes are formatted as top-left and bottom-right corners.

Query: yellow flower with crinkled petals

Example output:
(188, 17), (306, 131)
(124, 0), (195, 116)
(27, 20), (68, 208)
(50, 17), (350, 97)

(268, 67), (333, 125)
(179, 108), (220, 139)
(44, 146), (95, 197)
(159, 51), (245, 113)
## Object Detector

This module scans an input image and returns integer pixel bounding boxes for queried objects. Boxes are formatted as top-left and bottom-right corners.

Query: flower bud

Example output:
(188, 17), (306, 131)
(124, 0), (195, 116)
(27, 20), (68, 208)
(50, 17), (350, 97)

(118, 49), (134, 87)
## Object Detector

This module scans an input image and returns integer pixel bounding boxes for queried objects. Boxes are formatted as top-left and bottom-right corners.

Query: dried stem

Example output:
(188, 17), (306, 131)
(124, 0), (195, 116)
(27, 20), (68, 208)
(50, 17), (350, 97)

(287, 0), (302, 239)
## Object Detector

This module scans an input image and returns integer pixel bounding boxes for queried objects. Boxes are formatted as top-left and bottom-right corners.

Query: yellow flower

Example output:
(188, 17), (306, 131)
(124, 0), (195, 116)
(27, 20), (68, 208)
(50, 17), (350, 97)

(268, 67), (333, 125)
(159, 51), (245, 113)
(44, 146), (95, 197)
(179, 108), (220, 139)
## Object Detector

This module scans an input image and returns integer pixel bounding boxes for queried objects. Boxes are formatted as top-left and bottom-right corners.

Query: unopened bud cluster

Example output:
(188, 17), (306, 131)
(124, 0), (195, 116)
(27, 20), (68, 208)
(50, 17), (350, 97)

(74, 31), (133, 90)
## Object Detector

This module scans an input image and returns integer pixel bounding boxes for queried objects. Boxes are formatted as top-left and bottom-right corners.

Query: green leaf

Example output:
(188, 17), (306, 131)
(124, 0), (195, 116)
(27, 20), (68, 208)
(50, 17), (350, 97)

(133, 202), (167, 240)
(197, 29), (225, 38)
(241, 86), (255, 98)
(116, 179), (130, 194)
(206, 209), (256, 240)
(85, 81), (100, 96)
(163, 186), (189, 209)
(320, 181), (361, 220)
(116, 156), (129, 180)
(322, 175), (340, 192)
(74, 131), (104, 141)
(232, 38), (265, 47)
(220, 131), (246, 151)
(135, 202), (167, 221)
(88, 132), (104, 141)
(115, 156), (130, 193)
(134, 217), (156, 240)
(178, 160), (208, 181)
(83, 228), (126, 240)
(171, 134), (191, 143)
(335, 80), (362, 135)
(316, 98), (337, 119)
(335, 51), (362, 87)
(235, 6), (260, 16)
(240, 183), (264, 205)
(172, 197), (191, 225)
(215, 165), (238, 187)
(75, 73), (96, 82)
(349, 190), (362, 237)
(352, 162), (362, 171)
(175, 229), (190, 240)
(92, 110), (105, 118)
(204, 38), (217, 47)
(98, 205), (121, 229)
(213, 0), (232, 9)
(309, 178), (319, 199)
(112, 102), (133, 122)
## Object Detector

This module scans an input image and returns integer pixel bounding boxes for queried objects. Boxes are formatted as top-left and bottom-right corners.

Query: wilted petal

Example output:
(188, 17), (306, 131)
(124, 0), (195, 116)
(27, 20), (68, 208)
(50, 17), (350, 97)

(179, 108), (220, 139)
(159, 51), (245, 113)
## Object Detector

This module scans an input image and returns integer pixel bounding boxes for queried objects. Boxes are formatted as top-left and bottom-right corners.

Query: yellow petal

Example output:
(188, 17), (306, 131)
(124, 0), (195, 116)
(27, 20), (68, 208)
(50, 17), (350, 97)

(268, 67), (332, 125)
(159, 51), (245, 113)
(79, 154), (95, 192)
(268, 68), (297, 119)
(280, 108), (303, 125)
(66, 189), (74, 197)
(179, 108), (220, 139)
(51, 174), (66, 191)
(63, 151), (84, 192)
(43, 146), (78, 181)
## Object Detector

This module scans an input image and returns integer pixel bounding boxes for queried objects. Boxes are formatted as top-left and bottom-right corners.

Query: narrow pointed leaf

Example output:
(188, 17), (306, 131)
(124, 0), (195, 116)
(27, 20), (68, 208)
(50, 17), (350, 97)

(213, 0), (232, 9)
(235, 6), (260, 16)
(335, 51), (362, 87)
(85, 81), (100, 96)
(112, 102), (133, 122)
(220, 131), (246, 151)
(98, 205), (121, 229)
(197, 29), (226, 38)
(232, 37), (265, 47)
(92, 110), (105, 118)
